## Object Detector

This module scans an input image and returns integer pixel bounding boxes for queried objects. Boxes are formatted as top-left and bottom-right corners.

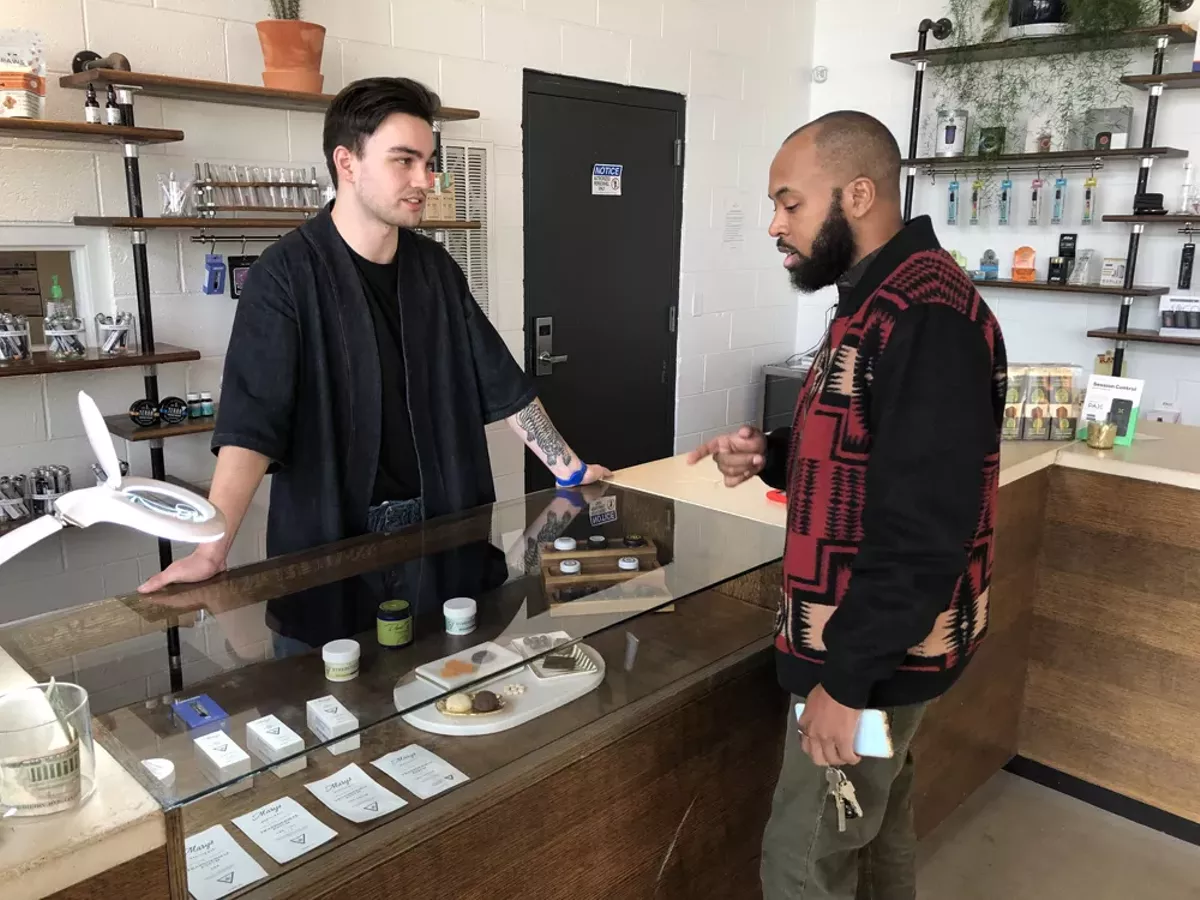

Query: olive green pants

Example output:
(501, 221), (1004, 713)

(760, 697), (929, 900)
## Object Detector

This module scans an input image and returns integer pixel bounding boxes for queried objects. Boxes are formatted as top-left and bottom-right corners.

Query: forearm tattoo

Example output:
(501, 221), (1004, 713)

(516, 402), (573, 469)
(522, 510), (566, 572)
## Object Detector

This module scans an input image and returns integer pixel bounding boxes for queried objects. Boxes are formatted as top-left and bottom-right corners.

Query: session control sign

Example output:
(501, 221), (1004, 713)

(592, 163), (623, 197)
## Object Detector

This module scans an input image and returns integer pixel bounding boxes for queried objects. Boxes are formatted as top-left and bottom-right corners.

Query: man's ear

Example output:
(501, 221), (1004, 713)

(333, 145), (355, 187)
(845, 176), (877, 220)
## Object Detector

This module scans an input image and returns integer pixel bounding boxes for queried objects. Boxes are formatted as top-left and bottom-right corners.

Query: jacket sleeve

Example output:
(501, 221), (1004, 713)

(452, 261), (537, 423)
(760, 427), (792, 491)
(819, 303), (997, 709)
(210, 257), (298, 473)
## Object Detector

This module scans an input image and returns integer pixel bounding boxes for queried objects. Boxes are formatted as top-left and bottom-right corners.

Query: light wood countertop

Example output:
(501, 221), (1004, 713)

(0, 647), (164, 900)
(609, 420), (1200, 527)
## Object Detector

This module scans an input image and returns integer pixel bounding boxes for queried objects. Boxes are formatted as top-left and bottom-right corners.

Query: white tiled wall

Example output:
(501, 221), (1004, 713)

(0, 0), (814, 624)
(801, 0), (1200, 423)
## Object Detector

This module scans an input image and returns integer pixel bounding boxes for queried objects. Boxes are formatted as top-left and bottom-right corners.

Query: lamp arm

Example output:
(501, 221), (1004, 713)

(0, 515), (64, 567)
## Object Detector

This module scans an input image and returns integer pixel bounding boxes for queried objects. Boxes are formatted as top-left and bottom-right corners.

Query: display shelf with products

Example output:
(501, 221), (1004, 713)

(0, 485), (783, 897)
(0, 343), (200, 379)
(0, 117), (184, 145)
(59, 69), (481, 121)
(104, 405), (218, 443)
(73, 216), (482, 231)
(972, 279), (1169, 297)
(892, 3), (1196, 376)
(1101, 214), (1200, 225)
(1087, 326), (1200, 347)
(890, 22), (1194, 66)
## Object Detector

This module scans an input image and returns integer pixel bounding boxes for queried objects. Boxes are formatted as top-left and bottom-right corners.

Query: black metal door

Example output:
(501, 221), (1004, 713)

(523, 71), (684, 491)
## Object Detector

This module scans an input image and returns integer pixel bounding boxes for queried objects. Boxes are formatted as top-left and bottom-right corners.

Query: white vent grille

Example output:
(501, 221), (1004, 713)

(439, 142), (490, 318)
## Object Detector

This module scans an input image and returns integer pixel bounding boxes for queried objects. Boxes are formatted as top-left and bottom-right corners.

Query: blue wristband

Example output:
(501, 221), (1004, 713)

(555, 464), (587, 487)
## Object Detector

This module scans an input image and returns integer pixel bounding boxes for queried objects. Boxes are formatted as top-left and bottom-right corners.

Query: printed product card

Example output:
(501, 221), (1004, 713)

(304, 763), (407, 823)
(372, 745), (469, 800)
(232, 796), (337, 865)
(184, 824), (268, 900)
(1078, 374), (1145, 446)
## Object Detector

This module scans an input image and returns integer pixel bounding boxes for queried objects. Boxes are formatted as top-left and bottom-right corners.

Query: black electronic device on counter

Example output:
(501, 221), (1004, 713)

(1133, 192), (1167, 215)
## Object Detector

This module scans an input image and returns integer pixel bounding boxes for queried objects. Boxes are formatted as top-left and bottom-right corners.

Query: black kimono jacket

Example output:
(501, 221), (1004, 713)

(212, 207), (535, 630)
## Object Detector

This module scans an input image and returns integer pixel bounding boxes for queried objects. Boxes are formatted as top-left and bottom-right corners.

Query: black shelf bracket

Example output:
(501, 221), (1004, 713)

(903, 17), (953, 221)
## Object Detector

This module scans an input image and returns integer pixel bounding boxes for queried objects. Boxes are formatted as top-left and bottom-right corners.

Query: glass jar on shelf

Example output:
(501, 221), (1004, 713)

(95, 312), (137, 356)
(0, 312), (31, 364)
(44, 315), (88, 361)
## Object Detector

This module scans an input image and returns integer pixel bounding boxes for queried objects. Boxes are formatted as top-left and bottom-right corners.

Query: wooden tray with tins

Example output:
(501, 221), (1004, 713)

(539, 536), (673, 616)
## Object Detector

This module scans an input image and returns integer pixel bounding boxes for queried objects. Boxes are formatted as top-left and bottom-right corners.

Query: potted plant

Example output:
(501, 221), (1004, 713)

(256, 1), (326, 93)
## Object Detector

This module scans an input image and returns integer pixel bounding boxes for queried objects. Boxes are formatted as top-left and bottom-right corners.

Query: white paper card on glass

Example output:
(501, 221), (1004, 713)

(304, 763), (407, 823)
(231, 796), (337, 865)
(371, 744), (470, 800)
(184, 824), (268, 900)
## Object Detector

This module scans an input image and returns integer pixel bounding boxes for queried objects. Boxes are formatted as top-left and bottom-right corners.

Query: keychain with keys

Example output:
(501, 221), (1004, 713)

(825, 767), (864, 833)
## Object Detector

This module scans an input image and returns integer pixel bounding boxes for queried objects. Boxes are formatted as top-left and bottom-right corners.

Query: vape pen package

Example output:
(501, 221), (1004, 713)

(947, 179), (959, 226)
(998, 178), (1013, 225)
(969, 179), (983, 225)
(1082, 175), (1098, 225)
(1051, 176), (1068, 225)
(1028, 178), (1043, 226)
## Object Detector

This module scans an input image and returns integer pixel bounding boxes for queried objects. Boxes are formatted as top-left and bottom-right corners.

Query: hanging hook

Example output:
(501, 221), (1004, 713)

(241, 237), (247, 255)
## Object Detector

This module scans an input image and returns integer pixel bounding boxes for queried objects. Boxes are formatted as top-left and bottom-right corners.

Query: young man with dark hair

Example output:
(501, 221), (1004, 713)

(690, 110), (1007, 899)
(141, 77), (607, 596)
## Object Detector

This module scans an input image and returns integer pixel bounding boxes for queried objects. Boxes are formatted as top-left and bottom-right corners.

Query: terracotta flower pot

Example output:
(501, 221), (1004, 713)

(256, 19), (326, 93)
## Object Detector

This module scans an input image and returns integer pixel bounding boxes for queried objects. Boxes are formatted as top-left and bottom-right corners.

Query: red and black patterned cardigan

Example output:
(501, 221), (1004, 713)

(761, 217), (1007, 709)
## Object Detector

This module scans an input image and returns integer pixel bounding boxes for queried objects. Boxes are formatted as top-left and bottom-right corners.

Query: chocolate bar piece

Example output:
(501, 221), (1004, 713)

(543, 653), (577, 671)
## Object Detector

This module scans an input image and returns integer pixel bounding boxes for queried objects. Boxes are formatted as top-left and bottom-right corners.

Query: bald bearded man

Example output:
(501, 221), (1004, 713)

(690, 112), (1008, 899)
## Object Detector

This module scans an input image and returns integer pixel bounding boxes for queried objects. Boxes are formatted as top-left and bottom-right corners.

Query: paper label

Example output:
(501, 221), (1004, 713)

(304, 763), (407, 823)
(1078, 374), (1145, 445)
(592, 163), (623, 196)
(588, 495), (618, 526)
(372, 745), (470, 801)
(232, 796), (337, 865)
(184, 825), (268, 900)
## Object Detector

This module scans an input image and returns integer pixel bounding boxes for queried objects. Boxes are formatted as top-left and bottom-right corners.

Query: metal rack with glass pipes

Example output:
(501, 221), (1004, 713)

(892, 1), (1199, 376)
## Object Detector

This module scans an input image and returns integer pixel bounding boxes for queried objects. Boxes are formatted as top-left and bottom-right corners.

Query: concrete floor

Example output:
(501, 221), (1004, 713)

(917, 773), (1200, 899)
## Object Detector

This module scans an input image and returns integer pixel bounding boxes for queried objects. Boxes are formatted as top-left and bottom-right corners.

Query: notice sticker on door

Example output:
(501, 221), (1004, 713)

(589, 495), (618, 526)
(592, 164), (623, 196)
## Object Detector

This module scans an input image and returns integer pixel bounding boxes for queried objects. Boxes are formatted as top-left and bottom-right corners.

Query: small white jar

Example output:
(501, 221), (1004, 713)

(444, 597), (477, 635)
(553, 536), (577, 552)
(618, 556), (640, 571)
(322, 639), (361, 682)
(142, 757), (176, 787)
(560, 559), (582, 575)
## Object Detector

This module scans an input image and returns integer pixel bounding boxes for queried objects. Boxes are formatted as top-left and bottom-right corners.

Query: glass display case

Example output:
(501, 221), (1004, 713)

(0, 484), (784, 899)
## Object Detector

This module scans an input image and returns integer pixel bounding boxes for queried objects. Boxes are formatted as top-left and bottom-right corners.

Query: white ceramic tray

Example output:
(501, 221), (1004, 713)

(412, 640), (526, 691)
(401, 643), (606, 737)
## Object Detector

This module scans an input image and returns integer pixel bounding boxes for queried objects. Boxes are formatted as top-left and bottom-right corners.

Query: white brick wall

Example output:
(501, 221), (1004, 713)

(802, 0), (1200, 423)
(0, 0), (814, 625)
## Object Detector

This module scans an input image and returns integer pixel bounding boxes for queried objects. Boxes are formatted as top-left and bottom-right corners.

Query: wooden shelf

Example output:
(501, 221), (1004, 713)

(892, 23), (1195, 67)
(1122, 71), (1200, 91)
(59, 70), (480, 121)
(973, 279), (1169, 297)
(104, 406), (217, 443)
(907, 147), (1187, 167)
(1088, 327), (1200, 347)
(73, 216), (481, 231)
(1102, 214), (1200, 224)
(0, 118), (184, 145)
(0, 343), (199, 379)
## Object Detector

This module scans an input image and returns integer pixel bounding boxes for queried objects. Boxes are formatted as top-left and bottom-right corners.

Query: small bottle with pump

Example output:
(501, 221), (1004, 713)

(84, 84), (101, 124)
(104, 85), (122, 126)
(43, 275), (73, 321)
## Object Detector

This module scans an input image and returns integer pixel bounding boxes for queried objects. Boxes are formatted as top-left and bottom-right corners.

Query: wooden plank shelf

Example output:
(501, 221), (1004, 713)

(0, 118), (184, 145)
(0, 343), (199, 379)
(1122, 71), (1200, 91)
(1102, 214), (1200, 224)
(892, 23), (1195, 67)
(104, 406), (217, 443)
(59, 69), (480, 121)
(73, 216), (481, 231)
(1088, 327), (1200, 347)
(906, 147), (1187, 168)
(973, 279), (1169, 297)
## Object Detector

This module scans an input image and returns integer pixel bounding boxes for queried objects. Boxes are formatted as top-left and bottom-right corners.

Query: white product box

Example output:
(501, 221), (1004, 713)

(246, 714), (307, 779)
(306, 696), (361, 756)
(194, 731), (253, 796)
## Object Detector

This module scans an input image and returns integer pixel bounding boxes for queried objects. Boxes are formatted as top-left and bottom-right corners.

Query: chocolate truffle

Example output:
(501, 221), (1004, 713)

(472, 690), (501, 713)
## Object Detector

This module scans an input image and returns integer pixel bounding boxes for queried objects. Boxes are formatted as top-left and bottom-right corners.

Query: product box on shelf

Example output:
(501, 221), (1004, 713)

(1004, 363), (1083, 442)
(1159, 296), (1200, 336)
(424, 172), (457, 221)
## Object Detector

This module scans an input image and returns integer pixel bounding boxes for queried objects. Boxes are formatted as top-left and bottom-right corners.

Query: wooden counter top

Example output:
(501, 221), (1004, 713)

(0, 647), (164, 900)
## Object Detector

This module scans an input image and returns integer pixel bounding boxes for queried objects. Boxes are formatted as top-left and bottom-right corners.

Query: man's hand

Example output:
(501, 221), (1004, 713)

(580, 464), (612, 485)
(685, 425), (768, 487)
(797, 685), (862, 768)
(138, 547), (227, 594)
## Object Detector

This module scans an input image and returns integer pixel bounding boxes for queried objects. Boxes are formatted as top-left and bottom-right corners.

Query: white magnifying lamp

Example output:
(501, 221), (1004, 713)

(0, 391), (225, 567)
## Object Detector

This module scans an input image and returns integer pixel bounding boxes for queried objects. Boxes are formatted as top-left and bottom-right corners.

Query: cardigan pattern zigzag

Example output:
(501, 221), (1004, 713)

(775, 237), (1006, 708)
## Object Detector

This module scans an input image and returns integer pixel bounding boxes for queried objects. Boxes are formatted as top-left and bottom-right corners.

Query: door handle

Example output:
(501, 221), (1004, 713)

(538, 351), (569, 365)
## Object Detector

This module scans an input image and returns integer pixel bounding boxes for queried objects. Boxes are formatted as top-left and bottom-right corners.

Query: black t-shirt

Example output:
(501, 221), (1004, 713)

(344, 241), (420, 504)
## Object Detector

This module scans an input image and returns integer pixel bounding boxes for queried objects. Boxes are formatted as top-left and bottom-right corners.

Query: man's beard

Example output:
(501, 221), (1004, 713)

(782, 190), (858, 293)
